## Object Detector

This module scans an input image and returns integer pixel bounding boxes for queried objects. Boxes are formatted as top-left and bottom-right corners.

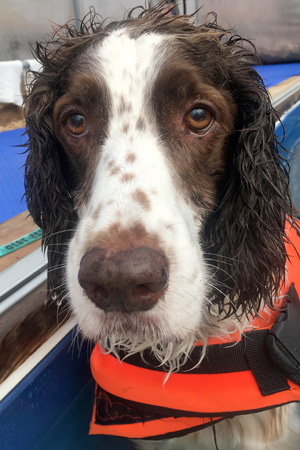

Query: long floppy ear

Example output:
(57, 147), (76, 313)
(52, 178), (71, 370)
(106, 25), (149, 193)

(203, 37), (297, 318)
(24, 50), (77, 303)
(24, 12), (104, 302)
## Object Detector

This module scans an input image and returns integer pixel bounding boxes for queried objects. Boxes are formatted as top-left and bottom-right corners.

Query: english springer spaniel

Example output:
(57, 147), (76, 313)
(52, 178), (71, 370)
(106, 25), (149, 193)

(25, 4), (300, 450)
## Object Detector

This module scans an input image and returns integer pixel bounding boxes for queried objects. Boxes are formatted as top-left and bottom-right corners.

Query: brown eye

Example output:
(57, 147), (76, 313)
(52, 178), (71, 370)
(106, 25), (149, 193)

(65, 114), (87, 136)
(185, 108), (213, 132)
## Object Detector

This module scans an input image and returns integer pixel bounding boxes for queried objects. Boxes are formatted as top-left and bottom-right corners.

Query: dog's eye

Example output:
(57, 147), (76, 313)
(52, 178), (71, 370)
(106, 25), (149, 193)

(185, 108), (213, 133)
(65, 114), (87, 136)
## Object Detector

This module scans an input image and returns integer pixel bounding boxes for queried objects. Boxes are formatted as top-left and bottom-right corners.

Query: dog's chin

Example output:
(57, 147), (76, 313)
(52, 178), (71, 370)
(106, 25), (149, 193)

(74, 303), (205, 371)
(77, 308), (196, 344)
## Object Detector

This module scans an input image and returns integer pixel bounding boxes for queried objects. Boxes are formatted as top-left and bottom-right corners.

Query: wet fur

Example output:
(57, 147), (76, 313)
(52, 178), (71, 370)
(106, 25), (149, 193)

(24, 4), (299, 449)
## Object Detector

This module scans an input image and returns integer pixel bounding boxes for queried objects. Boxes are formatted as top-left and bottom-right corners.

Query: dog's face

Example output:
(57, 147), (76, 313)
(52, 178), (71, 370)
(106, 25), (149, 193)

(52, 27), (236, 348)
(25, 7), (291, 360)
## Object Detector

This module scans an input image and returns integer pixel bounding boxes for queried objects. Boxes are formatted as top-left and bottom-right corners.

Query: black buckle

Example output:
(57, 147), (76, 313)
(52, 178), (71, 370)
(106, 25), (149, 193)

(267, 283), (300, 385)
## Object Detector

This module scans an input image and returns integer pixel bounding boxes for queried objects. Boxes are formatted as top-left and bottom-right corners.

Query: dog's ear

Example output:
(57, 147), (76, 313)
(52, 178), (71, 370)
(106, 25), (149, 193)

(24, 14), (102, 302)
(204, 40), (295, 317)
(24, 53), (77, 302)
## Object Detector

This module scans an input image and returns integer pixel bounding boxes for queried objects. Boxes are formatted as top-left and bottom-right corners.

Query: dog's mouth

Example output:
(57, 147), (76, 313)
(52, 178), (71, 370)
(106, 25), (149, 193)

(75, 296), (219, 370)
(76, 298), (197, 341)
(79, 306), (171, 341)
(97, 314), (201, 373)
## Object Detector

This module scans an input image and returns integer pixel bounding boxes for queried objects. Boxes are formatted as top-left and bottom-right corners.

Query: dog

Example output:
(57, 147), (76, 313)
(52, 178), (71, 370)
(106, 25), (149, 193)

(24, 3), (300, 449)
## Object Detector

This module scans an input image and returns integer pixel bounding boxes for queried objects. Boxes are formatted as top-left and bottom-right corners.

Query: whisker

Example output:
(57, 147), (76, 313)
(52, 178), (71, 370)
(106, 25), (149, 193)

(205, 263), (233, 280)
(43, 228), (77, 240)
(47, 264), (68, 274)
(46, 250), (67, 257)
(46, 243), (70, 247)
(204, 252), (239, 263)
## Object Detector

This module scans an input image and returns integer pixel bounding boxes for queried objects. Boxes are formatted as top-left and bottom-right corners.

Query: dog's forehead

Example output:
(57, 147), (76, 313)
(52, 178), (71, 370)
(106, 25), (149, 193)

(98, 28), (166, 60)
(93, 29), (168, 96)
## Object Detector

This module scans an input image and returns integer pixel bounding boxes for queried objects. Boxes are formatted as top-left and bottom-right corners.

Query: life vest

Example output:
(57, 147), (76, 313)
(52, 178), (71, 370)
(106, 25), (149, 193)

(89, 221), (300, 440)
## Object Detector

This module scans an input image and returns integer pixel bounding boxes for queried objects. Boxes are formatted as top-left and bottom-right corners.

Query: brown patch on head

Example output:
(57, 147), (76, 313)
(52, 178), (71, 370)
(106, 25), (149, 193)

(53, 69), (111, 208)
(136, 117), (146, 131)
(151, 52), (237, 210)
(84, 222), (161, 257)
(132, 189), (151, 211)
(121, 172), (135, 183)
(126, 152), (136, 164)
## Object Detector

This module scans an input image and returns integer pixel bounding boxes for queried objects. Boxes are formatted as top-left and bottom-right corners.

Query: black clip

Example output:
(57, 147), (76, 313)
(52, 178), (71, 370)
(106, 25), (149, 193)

(267, 283), (300, 385)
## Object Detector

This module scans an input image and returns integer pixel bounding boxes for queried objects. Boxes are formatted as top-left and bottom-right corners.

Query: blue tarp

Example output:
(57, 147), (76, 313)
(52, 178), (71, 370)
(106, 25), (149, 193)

(254, 62), (300, 88)
(0, 128), (27, 223)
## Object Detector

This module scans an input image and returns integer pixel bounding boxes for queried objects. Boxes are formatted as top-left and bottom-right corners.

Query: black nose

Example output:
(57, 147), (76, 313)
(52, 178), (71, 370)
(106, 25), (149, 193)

(78, 246), (168, 312)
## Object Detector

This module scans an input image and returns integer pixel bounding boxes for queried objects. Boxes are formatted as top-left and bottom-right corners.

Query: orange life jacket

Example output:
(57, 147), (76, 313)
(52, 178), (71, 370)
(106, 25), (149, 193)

(89, 221), (300, 440)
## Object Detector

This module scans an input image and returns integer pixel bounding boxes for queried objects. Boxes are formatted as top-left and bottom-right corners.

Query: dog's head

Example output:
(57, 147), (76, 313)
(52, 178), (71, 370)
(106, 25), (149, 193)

(25, 5), (294, 361)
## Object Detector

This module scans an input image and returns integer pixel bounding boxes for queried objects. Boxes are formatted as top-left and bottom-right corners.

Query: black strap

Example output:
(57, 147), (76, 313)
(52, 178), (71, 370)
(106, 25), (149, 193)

(244, 330), (290, 396)
(267, 283), (300, 385)
(118, 339), (250, 374)
(94, 384), (162, 426)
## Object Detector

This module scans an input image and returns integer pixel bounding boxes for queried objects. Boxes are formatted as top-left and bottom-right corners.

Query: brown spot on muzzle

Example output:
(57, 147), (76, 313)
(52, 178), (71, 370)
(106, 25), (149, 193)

(132, 189), (151, 211)
(126, 152), (136, 164)
(121, 172), (135, 183)
(84, 222), (160, 256)
(110, 165), (121, 176)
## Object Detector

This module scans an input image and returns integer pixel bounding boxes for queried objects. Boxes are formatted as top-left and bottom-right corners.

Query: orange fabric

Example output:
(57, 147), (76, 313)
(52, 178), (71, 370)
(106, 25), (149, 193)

(89, 221), (300, 439)
(285, 221), (300, 296)
(90, 346), (300, 417)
